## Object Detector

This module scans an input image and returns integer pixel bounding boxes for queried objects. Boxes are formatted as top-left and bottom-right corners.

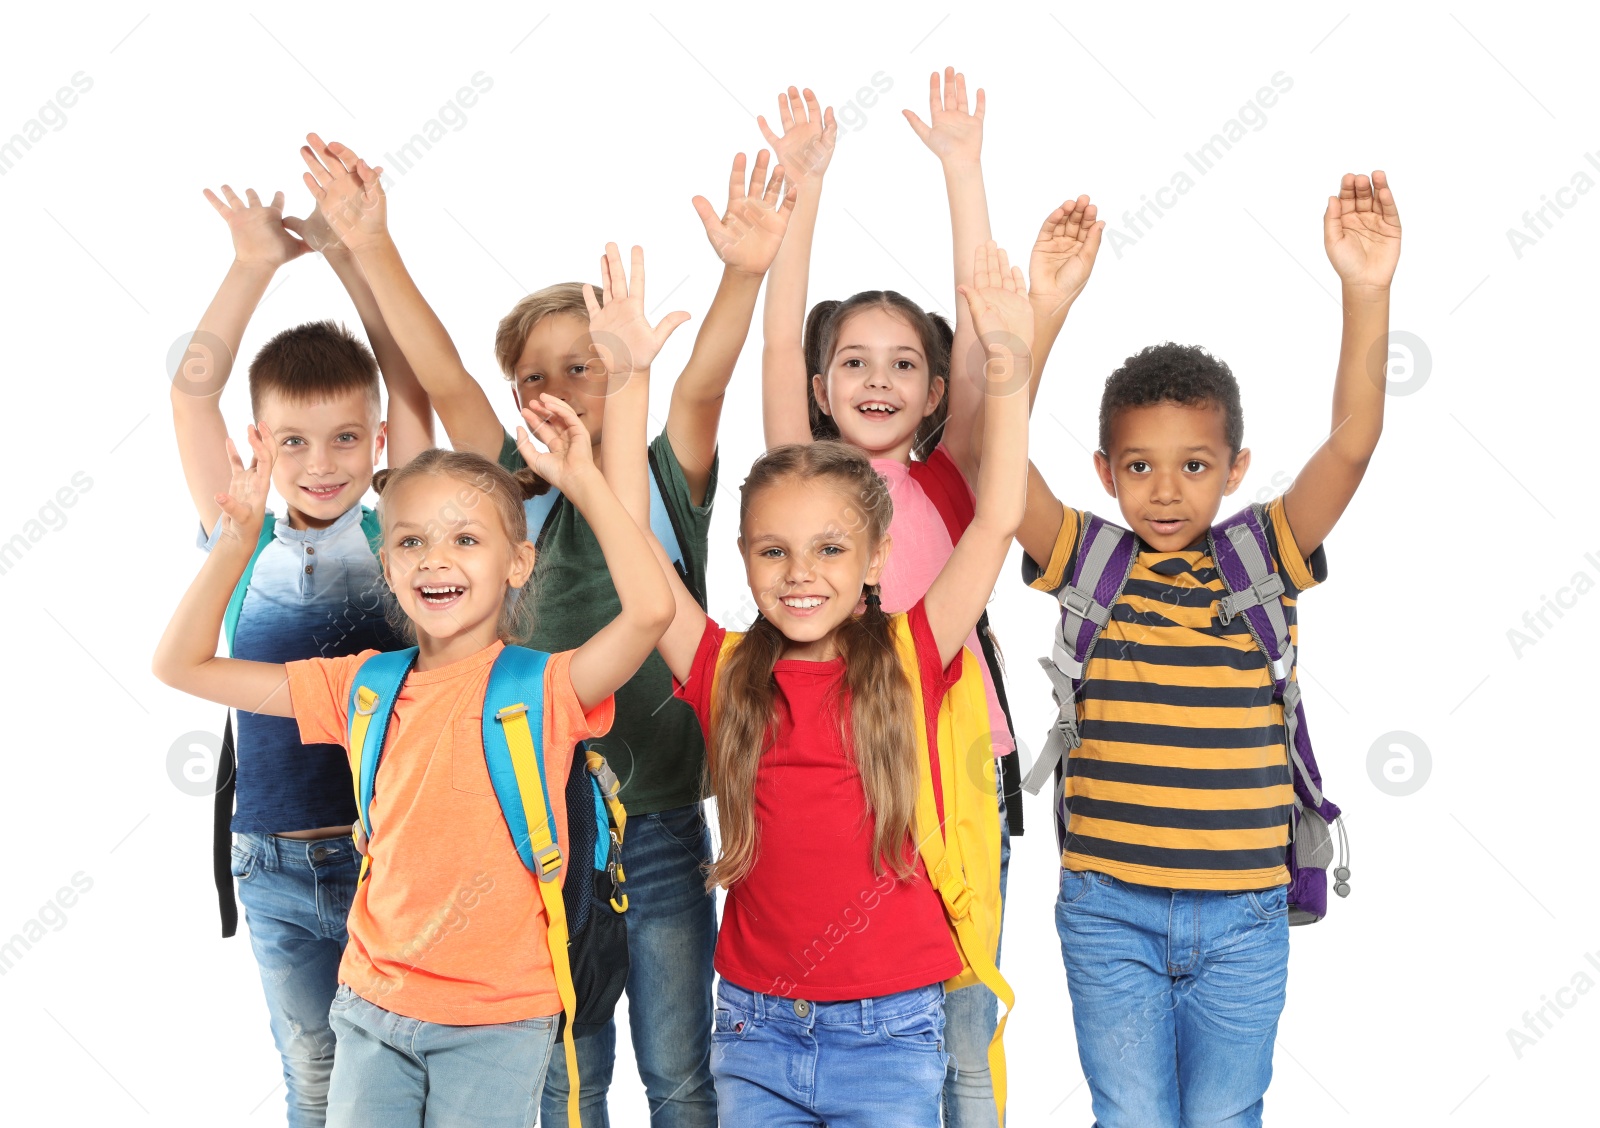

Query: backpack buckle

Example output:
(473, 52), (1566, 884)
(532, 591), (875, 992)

(1061, 588), (1107, 627)
(1055, 709), (1083, 751)
(355, 687), (380, 716)
(495, 703), (529, 723)
(533, 842), (563, 881)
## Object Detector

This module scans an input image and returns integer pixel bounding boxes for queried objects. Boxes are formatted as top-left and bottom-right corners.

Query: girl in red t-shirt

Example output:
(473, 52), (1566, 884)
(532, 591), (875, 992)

(653, 242), (1034, 1127)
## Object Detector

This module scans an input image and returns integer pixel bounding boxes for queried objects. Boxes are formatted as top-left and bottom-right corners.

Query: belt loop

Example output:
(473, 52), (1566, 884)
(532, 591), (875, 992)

(754, 990), (766, 1022)
(860, 996), (873, 1034)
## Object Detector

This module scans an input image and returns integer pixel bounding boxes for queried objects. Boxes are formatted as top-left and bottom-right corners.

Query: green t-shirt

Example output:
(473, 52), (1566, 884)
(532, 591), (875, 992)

(499, 430), (715, 814)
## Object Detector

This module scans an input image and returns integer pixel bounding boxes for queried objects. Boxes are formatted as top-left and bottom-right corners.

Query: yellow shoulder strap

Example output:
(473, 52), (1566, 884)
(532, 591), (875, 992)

(893, 616), (1013, 1128)
(500, 703), (582, 1128)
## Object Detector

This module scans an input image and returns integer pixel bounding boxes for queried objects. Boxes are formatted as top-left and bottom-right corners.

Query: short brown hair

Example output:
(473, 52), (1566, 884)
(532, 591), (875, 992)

(248, 320), (380, 419)
(494, 283), (597, 380)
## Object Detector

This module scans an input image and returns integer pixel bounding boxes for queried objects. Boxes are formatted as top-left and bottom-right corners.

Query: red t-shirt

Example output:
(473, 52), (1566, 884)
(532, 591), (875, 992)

(675, 599), (964, 1001)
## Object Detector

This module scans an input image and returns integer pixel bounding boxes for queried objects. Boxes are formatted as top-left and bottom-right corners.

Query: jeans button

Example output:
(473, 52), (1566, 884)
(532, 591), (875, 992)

(793, 999), (810, 1017)
(312, 846), (329, 861)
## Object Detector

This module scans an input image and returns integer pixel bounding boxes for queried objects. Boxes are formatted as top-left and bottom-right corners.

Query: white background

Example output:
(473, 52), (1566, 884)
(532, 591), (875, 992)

(1, 2), (1595, 1124)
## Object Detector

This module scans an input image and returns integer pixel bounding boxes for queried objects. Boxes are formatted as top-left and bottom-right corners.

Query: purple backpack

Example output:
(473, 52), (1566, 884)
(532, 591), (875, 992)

(1022, 503), (1350, 925)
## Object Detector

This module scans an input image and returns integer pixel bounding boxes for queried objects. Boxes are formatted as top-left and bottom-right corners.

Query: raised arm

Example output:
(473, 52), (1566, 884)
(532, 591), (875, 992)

(579, 243), (690, 523)
(174, 186), (308, 535)
(759, 86), (837, 449)
(300, 133), (504, 459)
(1281, 170), (1402, 556)
(517, 396), (674, 712)
(925, 242), (1033, 667)
(1026, 196), (1104, 409)
(904, 67), (990, 481)
(153, 424), (296, 716)
(668, 150), (797, 502)
(285, 206), (435, 465)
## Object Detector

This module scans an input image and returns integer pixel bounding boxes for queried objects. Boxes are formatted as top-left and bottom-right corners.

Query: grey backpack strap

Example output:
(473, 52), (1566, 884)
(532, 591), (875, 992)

(1209, 507), (1322, 808)
(1022, 516), (1136, 796)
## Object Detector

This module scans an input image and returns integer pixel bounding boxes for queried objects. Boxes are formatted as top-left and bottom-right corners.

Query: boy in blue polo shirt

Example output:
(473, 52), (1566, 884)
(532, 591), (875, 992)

(170, 183), (431, 1128)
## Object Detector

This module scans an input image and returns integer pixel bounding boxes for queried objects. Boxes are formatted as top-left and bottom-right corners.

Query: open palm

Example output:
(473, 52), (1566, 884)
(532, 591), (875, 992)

(1029, 196), (1104, 314)
(1324, 171), (1402, 290)
(694, 150), (797, 275)
(757, 86), (837, 185)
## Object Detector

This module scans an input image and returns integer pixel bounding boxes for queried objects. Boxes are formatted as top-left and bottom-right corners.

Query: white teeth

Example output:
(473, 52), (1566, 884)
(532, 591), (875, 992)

(783, 596), (823, 609)
(420, 586), (463, 595)
(858, 403), (897, 414)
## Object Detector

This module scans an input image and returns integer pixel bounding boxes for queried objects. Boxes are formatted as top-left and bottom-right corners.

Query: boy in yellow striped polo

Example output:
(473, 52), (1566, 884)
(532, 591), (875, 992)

(1016, 171), (1402, 1128)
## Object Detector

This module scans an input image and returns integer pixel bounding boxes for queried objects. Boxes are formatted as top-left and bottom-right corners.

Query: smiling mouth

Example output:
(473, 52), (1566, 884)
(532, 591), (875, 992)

(301, 483), (348, 501)
(779, 595), (827, 615)
(855, 402), (899, 418)
(416, 584), (466, 608)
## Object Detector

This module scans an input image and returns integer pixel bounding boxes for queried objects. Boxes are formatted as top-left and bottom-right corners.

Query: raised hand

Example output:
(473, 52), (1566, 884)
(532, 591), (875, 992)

(959, 240), (1033, 391)
(757, 86), (837, 186)
(300, 132), (387, 252)
(215, 423), (278, 548)
(693, 150), (797, 276)
(516, 394), (596, 495)
(204, 186), (309, 268)
(282, 205), (344, 257)
(903, 67), (984, 165)
(1323, 171), (1402, 291)
(1029, 196), (1105, 317)
(581, 243), (691, 376)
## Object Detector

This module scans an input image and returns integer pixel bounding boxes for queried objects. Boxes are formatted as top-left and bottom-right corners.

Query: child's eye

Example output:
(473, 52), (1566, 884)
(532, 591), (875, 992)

(570, 365), (589, 377)
(841, 358), (863, 369)
(522, 373), (543, 384)
(1184, 460), (1206, 474)
(281, 436), (305, 447)
(337, 432), (359, 444)
(398, 535), (423, 549)
(455, 534), (478, 546)
(1128, 460), (1150, 474)
(759, 547), (785, 559)
(894, 359), (916, 370)
(816, 544), (844, 557)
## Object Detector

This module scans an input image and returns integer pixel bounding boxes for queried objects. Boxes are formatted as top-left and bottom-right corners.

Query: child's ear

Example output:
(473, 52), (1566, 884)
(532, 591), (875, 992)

(1222, 447), (1251, 496)
(863, 534), (893, 587)
(811, 374), (833, 417)
(923, 375), (947, 417)
(1093, 451), (1117, 498)
(373, 421), (387, 464)
(509, 541), (537, 588)
(378, 547), (394, 590)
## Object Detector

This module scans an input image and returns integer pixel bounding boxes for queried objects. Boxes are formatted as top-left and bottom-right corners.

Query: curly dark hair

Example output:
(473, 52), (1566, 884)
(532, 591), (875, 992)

(1098, 342), (1243, 457)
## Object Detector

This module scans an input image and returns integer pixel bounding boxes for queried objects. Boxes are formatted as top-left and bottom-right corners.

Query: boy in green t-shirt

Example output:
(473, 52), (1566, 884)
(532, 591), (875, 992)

(299, 132), (794, 1127)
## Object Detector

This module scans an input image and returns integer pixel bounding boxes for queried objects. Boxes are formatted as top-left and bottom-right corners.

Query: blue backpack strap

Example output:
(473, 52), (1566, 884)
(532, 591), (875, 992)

(523, 473), (684, 569)
(1023, 513), (1137, 801)
(359, 505), (383, 555)
(481, 645), (558, 875)
(347, 647), (420, 881)
(222, 512), (277, 656)
(523, 490), (561, 548)
(646, 445), (687, 572)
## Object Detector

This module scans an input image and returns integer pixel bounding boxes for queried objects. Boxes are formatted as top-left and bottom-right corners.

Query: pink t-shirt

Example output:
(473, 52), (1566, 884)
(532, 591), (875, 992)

(872, 454), (1015, 756)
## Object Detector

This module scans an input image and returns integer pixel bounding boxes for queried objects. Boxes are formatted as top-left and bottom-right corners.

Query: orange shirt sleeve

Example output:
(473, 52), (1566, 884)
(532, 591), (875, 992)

(541, 649), (616, 755)
(285, 650), (379, 754)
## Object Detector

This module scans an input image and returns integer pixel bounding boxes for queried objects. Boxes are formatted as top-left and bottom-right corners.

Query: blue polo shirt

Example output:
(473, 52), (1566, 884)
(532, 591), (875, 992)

(202, 503), (402, 833)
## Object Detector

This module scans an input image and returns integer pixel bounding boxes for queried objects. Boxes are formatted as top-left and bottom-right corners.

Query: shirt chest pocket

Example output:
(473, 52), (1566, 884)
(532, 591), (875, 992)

(450, 708), (500, 797)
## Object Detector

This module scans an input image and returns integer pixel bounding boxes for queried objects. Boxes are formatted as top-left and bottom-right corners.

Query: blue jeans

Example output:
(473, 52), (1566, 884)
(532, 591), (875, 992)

(233, 832), (359, 1128)
(538, 803), (718, 1127)
(1055, 869), (1290, 1128)
(711, 979), (947, 1127)
(325, 984), (558, 1127)
(941, 770), (1012, 1126)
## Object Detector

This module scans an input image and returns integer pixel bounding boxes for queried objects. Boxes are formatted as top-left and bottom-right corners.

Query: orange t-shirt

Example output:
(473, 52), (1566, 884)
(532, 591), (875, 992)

(286, 642), (614, 1025)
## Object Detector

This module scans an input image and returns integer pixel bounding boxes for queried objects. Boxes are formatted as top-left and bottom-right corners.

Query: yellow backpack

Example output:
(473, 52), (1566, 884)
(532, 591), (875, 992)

(709, 614), (1012, 1126)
